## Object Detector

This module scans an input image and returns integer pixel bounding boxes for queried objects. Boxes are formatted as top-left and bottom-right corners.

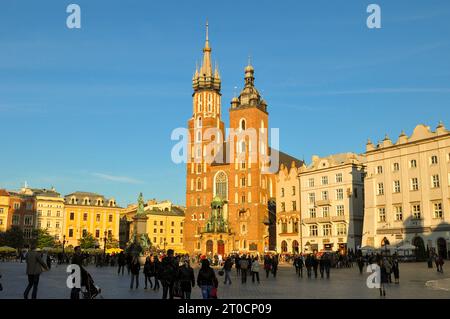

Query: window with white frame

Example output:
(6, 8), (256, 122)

(321, 176), (329, 185)
(411, 178), (419, 191)
(378, 208), (386, 222)
(412, 204), (421, 219)
(336, 223), (347, 235)
(394, 206), (403, 221)
(336, 205), (344, 216)
(308, 178), (315, 187)
(377, 166), (383, 174)
(308, 193), (315, 204)
(12, 215), (20, 225)
(322, 191), (329, 201)
(410, 159), (417, 168)
(431, 155), (438, 165)
(432, 175), (440, 188)
(377, 183), (384, 195)
(309, 208), (316, 218)
(393, 180), (401, 193)
(336, 173), (343, 183)
(322, 206), (330, 217)
(393, 163), (400, 172)
(309, 225), (318, 237)
(433, 202), (443, 219)
(323, 224), (332, 236)
(336, 189), (344, 200)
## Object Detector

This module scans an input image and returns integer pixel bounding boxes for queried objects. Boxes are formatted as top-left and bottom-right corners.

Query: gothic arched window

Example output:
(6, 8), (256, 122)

(214, 171), (228, 200)
(240, 118), (246, 130)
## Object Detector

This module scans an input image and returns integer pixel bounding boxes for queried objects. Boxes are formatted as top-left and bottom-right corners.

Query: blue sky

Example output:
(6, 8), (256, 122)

(1, 0), (449, 206)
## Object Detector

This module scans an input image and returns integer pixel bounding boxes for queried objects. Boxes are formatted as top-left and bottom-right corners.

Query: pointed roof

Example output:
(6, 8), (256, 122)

(192, 21), (221, 92)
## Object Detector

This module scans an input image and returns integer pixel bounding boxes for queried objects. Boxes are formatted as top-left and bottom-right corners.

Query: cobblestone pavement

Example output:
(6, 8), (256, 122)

(0, 261), (449, 299)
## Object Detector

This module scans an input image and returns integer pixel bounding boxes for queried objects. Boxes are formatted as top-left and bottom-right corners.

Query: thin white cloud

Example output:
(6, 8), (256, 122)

(92, 173), (144, 184)
(316, 88), (450, 95)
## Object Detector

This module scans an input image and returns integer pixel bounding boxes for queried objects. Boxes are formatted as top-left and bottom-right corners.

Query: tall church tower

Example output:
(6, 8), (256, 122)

(185, 22), (225, 253)
(227, 62), (273, 253)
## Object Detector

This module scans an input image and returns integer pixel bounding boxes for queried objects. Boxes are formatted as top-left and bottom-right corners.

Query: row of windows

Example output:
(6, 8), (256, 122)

(68, 228), (113, 238)
(153, 228), (183, 234)
(375, 154), (450, 175)
(279, 221), (299, 233)
(377, 175), (442, 195)
(308, 188), (352, 203)
(11, 202), (33, 210)
(308, 173), (344, 187)
(153, 236), (183, 244)
(280, 201), (297, 212)
(69, 212), (115, 223)
(308, 224), (347, 237)
(280, 186), (296, 197)
(152, 220), (183, 227)
(68, 197), (116, 207)
(308, 205), (345, 218)
(37, 221), (61, 229)
(37, 210), (62, 217)
(378, 202), (444, 222)
(37, 204), (63, 208)
(191, 213), (206, 221)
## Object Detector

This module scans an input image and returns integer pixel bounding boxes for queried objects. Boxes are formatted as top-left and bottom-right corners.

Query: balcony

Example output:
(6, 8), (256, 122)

(315, 200), (331, 207)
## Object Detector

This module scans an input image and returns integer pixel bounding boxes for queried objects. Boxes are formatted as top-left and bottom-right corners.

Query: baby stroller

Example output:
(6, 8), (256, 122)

(81, 271), (102, 299)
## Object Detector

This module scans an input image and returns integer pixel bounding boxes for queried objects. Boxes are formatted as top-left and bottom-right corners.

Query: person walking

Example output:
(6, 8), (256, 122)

(392, 255), (400, 284)
(264, 255), (272, 278)
(70, 246), (86, 299)
(323, 253), (331, 279)
(117, 251), (126, 276)
(357, 255), (365, 274)
(130, 256), (140, 289)
(251, 257), (260, 284)
(223, 257), (233, 285)
(297, 255), (304, 278)
(305, 254), (313, 278)
(24, 244), (48, 299)
(160, 249), (179, 299)
(143, 256), (153, 289)
(379, 258), (388, 297)
(436, 254), (444, 273)
(235, 255), (241, 277)
(319, 255), (325, 278)
(312, 254), (319, 279)
(239, 255), (249, 284)
(196, 259), (218, 299)
(178, 260), (195, 299)
(272, 255), (279, 278)
(126, 253), (132, 275)
(153, 255), (161, 290)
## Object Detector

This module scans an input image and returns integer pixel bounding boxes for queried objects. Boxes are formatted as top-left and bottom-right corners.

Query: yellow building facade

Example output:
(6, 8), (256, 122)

(64, 192), (121, 248)
(0, 189), (11, 232)
(122, 199), (185, 252)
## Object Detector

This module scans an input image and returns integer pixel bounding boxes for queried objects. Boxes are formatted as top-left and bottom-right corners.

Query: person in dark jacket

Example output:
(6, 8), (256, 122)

(264, 255), (272, 278)
(143, 256), (153, 289)
(239, 255), (249, 284)
(379, 258), (388, 297)
(117, 252), (126, 276)
(235, 255), (241, 277)
(392, 256), (400, 284)
(322, 253), (331, 279)
(160, 249), (179, 299)
(305, 254), (313, 278)
(178, 260), (195, 299)
(70, 246), (86, 300)
(197, 259), (218, 299)
(357, 255), (365, 275)
(126, 253), (132, 275)
(24, 245), (48, 299)
(153, 255), (161, 290)
(223, 257), (233, 285)
(312, 254), (319, 278)
(130, 256), (140, 289)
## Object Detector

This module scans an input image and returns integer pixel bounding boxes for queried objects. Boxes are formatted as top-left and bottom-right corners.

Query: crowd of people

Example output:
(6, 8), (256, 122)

(0, 245), (447, 299)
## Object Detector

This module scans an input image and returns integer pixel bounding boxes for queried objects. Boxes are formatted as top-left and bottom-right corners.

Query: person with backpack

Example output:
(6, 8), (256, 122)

(239, 255), (249, 284)
(160, 249), (179, 299)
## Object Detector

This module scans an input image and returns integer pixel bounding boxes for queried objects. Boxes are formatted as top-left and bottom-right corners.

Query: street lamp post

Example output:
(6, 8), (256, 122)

(103, 231), (107, 264)
(62, 235), (66, 264)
